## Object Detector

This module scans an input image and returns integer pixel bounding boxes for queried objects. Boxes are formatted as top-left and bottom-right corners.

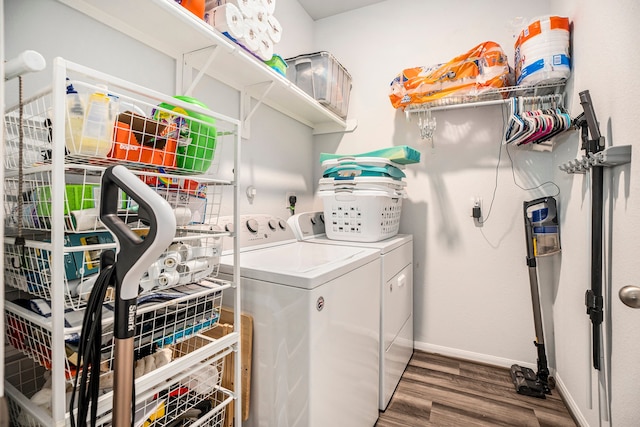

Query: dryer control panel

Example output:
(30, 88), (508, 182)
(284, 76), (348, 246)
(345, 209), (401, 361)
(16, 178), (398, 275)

(218, 214), (296, 252)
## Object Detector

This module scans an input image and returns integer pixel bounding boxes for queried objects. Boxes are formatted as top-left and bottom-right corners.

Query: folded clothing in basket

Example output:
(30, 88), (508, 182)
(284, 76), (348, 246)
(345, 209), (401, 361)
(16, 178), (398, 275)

(319, 145), (421, 165)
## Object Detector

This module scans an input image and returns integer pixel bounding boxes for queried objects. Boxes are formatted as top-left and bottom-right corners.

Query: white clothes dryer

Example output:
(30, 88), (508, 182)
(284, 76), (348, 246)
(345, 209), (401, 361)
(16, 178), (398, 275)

(289, 211), (414, 410)
(217, 214), (381, 427)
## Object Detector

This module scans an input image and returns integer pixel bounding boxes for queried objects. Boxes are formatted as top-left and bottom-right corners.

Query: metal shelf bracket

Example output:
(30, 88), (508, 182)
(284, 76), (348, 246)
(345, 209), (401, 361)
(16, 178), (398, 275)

(181, 45), (220, 97)
(241, 80), (275, 139)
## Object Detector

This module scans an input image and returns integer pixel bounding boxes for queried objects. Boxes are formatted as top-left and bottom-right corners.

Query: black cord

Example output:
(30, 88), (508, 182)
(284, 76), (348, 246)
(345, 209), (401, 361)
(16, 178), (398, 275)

(477, 120), (505, 224)
(479, 103), (561, 225)
(70, 252), (115, 427)
(505, 143), (560, 197)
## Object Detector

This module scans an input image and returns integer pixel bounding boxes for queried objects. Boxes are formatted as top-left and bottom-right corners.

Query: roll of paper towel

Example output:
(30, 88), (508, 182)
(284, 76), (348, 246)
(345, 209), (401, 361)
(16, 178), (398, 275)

(157, 270), (180, 288)
(241, 20), (261, 53)
(168, 242), (194, 262)
(261, 0), (275, 15)
(162, 251), (181, 270)
(222, 0), (256, 19)
(253, 4), (269, 33)
(266, 14), (282, 43)
(515, 15), (570, 85)
(256, 33), (274, 61)
(207, 3), (245, 41)
(177, 258), (211, 274)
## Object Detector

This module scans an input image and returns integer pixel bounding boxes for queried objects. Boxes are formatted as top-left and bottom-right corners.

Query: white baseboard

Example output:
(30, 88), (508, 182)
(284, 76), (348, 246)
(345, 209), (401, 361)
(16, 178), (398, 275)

(554, 372), (590, 427)
(413, 341), (536, 370)
(414, 341), (589, 426)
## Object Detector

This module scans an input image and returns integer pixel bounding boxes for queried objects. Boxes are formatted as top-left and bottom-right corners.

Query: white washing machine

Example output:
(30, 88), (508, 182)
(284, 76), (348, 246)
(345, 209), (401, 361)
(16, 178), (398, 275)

(217, 214), (381, 427)
(288, 211), (414, 410)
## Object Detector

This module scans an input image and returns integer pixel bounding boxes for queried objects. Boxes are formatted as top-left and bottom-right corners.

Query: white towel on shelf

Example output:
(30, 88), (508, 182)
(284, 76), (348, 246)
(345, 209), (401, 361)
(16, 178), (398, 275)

(206, 3), (245, 41)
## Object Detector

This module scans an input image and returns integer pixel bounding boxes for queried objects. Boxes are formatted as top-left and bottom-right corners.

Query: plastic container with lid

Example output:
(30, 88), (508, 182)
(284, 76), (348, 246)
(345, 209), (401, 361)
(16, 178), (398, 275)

(65, 83), (116, 157)
(531, 207), (561, 256)
(285, 51), (352, 119)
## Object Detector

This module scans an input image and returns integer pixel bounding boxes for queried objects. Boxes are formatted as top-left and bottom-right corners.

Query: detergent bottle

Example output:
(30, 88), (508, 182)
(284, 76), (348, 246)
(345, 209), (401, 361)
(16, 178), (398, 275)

(65, 79), (85, 154)
(79, 84), (115, 157)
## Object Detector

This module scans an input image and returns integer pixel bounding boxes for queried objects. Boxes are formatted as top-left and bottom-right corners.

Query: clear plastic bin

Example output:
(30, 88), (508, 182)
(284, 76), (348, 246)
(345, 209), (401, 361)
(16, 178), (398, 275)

(286, 51), (352, 119)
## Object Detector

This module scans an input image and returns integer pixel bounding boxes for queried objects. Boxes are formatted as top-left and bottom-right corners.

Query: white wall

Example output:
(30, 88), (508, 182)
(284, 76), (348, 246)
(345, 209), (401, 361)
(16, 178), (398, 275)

(313, 0), (555, 364)
(312, 0), (640, 426)
(550, 1), (640, 426)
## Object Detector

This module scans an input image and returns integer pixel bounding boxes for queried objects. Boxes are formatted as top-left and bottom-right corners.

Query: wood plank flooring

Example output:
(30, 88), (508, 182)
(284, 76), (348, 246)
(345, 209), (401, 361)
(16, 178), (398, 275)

(376, 351), (577, 427)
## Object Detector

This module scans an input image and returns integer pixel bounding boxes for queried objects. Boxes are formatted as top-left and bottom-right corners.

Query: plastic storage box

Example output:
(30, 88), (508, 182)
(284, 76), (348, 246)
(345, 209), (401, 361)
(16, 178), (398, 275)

(286, 51), (352, 119)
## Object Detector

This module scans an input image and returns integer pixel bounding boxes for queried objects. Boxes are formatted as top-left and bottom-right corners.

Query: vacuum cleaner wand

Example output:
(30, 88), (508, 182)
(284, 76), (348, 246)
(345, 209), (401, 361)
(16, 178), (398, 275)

(511, 197), (559, 398)
(100, 165), (176, 426)
(576, 90), (606, 371)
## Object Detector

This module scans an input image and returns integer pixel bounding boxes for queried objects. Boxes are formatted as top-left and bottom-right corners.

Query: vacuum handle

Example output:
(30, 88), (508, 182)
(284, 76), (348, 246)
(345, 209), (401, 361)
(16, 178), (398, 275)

(579, 90), (602, 142)
(100, 165), (176, 338)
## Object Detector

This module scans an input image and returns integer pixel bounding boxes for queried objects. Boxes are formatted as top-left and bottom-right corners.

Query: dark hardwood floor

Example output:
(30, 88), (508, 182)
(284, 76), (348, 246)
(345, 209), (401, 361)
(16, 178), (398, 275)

(376, 350), (577, 427)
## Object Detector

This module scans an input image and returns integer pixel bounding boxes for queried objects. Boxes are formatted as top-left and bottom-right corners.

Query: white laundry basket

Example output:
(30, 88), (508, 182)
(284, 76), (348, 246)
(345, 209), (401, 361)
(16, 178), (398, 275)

(319, 188), (405, 242)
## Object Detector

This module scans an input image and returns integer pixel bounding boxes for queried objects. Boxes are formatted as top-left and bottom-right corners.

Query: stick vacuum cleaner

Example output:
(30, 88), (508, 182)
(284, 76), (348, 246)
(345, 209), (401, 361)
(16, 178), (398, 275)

(71, 165), (175, 426)
(510, 197), (560, 399)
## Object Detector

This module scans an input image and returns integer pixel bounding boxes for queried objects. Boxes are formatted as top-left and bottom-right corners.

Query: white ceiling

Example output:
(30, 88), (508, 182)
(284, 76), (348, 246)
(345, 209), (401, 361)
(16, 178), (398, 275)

(297, 0), (386, 20)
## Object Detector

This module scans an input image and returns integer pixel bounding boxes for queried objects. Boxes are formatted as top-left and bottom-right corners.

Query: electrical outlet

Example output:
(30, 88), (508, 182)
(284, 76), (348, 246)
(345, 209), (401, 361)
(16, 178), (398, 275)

(470, 197), (482, 219)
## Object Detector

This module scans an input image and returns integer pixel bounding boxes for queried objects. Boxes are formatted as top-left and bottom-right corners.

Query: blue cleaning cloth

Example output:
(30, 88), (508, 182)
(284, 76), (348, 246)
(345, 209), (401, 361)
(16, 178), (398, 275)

(319, 145), (421, 165)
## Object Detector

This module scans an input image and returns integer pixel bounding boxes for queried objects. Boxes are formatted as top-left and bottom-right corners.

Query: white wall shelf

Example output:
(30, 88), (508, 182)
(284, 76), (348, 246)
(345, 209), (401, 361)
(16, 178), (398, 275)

(403, 82), (567, 149)
(57, 0), (353, 134)
(402, 81), (566, 116)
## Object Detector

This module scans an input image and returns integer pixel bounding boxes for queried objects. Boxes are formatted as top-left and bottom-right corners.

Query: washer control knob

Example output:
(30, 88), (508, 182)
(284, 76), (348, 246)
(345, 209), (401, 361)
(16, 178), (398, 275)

(320, 213), (325, 223)
(278, 219), (287, 230)
(224, 223), (234, 233)
(268, 219), (277, 231)
(310, 216), (317, 225)
(246, 219), (259, 233)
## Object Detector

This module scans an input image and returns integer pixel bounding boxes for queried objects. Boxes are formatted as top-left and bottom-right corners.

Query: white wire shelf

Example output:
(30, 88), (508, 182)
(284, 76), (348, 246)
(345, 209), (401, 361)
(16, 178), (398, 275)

(4, 279), (229, 382)
(4, 335), (234, 426)
(403, 81), (566, 114)
(3, 64), (238, 177)
(3, 166), (226, 235)
(4, 231), (225, 310)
